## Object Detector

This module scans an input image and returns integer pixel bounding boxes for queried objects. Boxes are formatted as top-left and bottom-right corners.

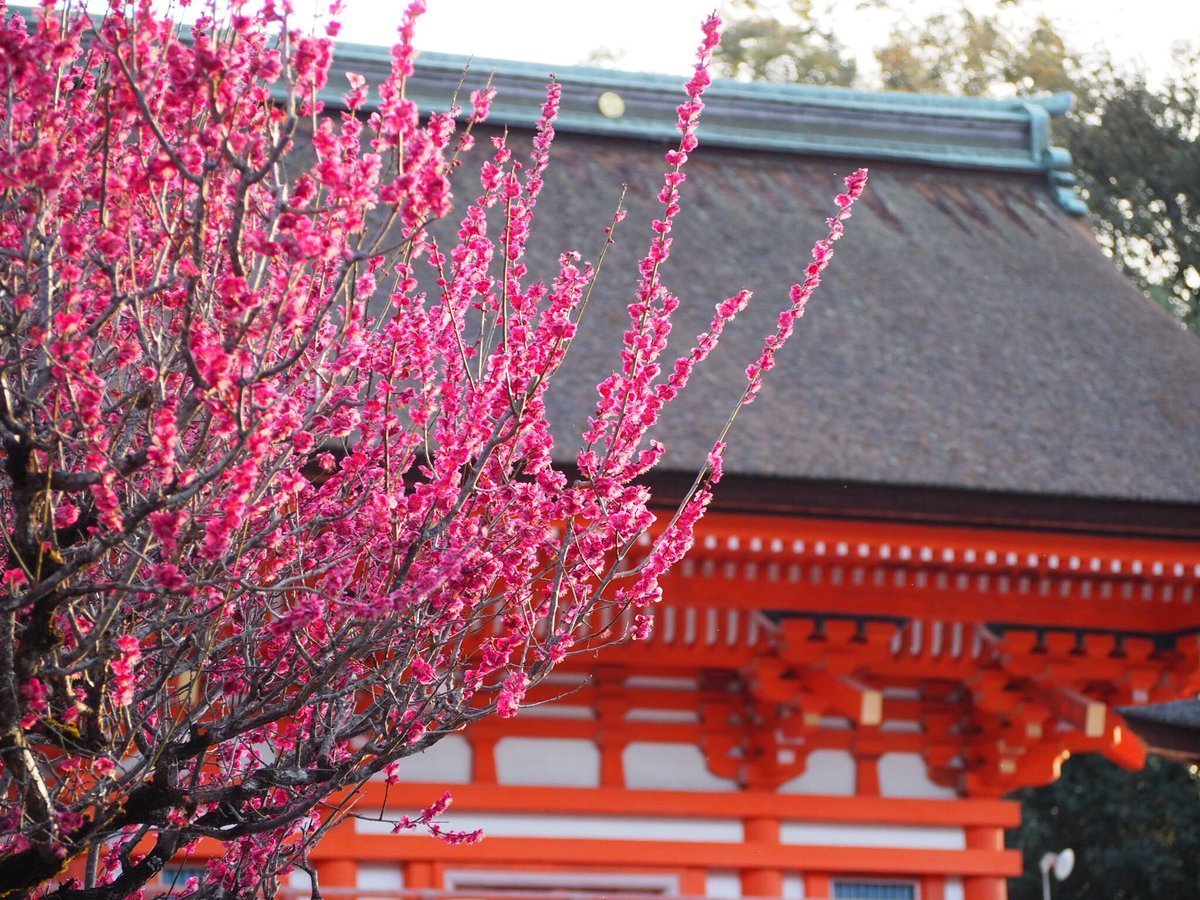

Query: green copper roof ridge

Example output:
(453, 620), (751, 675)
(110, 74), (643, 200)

(321, 43), (1086, 215)
(335, 43), (1074, 119)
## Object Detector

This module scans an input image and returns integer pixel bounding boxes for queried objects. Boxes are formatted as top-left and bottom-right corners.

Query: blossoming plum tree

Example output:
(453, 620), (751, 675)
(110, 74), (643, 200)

(0, 0), (866, 895)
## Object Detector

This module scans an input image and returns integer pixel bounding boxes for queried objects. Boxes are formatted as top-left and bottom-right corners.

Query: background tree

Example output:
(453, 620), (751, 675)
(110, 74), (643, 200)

(871, 9), (1200, 332)
(0, 2), (865, 897)
(715, 0), (857, 87)
(872, 7), (1074, 97)
(714, 0), (1200, 331)
(1062, 53), (1200, 332)
(1007, 754), (1200, 899)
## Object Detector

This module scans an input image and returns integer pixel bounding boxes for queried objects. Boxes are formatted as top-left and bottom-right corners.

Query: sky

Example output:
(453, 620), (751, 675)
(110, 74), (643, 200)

(325, 0), (1200, 85)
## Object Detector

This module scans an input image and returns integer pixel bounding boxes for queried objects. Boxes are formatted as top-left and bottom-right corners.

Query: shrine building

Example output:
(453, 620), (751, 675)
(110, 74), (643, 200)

(283, 48), (1200, 900)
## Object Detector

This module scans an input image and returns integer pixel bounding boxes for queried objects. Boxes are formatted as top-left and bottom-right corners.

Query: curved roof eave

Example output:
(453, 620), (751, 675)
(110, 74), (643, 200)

(320, 43), (1087, 215)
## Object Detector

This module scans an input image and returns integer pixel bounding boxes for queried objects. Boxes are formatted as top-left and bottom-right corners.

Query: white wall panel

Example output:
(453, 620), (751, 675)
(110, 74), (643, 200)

(623, 742), (738, 791)
(625, 675), (698, 691)
(382, 734), (471, 783)
(495, 737), (600, 787)
(878, 752), (958, 799)
(780, 821), (965, 850)
(624, 708), (700, 723)
(706, 870), (742, 898)
(782, 873), (806, 899)
(518, 703), (595, 720)
(445, 870), (680, 893)
(358, 864), (404, 891)
(777, 749), (856, 795)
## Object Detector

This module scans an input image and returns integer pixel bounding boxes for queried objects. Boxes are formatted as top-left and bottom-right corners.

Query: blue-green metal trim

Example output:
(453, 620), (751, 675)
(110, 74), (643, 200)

(320, 43), (1086, 215)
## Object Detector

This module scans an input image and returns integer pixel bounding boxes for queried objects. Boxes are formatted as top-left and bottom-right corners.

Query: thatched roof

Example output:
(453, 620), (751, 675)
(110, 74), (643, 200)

(332, 47), (1200, 515)
(525, 136), (1200, 505)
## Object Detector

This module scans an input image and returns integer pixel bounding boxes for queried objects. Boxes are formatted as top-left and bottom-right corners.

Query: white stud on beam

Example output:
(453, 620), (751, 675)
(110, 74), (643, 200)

(1039, 686), (1107, 738)
(804, 670), (884, 727)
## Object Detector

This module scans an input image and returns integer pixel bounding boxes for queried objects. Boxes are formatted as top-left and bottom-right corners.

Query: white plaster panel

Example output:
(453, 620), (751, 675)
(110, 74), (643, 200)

(541, 672), (590, 687)
(377, 734), (471, 783)
(358, 811), (741, 841)
(518, 703), (596, 720)
(358, 864), (404, 891)
(495, 737), (600, 787)
(287, 869), (310, 889)
(445, 871), (680, 893)
(624, 708), (700, 723)
(879, 719), (922, 733)
(783, 873), (806, 899)
(706, 870), (742, 898)
(878, 752), (958, 799)
(625, 675), (698, 691)
(945, 876), (965, 900)
(777, 749), (856, 795)
(355, 814), (405, 834)
(780, 821), (966, 850)
(623, 742), (738, 791)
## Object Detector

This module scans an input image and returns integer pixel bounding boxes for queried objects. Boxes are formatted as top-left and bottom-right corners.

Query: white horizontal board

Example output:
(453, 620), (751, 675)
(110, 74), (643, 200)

(357, 811), (743, 842)
(781, 821), (965, 850)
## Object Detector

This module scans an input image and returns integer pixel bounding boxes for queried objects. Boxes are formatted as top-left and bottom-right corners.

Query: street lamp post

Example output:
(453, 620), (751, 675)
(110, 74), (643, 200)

(1039, 848), (1076, 900)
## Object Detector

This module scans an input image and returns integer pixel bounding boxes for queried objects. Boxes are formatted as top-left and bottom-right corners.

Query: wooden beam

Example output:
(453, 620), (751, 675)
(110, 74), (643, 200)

(310, 834), (1021, 877)
(657, 569), (1194, 634)
(687, 511), (1200, 572)
(348, 781), (1021, 827)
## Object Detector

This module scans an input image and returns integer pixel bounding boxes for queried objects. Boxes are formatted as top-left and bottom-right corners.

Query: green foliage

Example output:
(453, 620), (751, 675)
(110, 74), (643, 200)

(1007, 754), (1200, 899)
(715, 0), (1200, 332)
(874, 8), (1073, 97)
(714, 0), (856, 87)
(1065, 53), (1200, 333)
(714, 2), (1073, 96)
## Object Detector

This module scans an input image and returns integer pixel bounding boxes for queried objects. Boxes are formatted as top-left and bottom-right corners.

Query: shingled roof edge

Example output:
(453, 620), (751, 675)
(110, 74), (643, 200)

(319, 42), (1088, 215)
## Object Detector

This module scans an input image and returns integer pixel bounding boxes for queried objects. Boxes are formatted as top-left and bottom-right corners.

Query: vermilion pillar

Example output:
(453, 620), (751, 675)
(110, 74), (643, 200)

(964, 826), (1007, 900)
(921, 874), (947, 900)
(316, 858), (357, 899)
(805, 871), (832, 897)
(741, 816), (783, 896)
